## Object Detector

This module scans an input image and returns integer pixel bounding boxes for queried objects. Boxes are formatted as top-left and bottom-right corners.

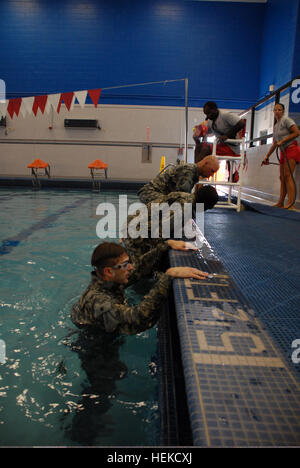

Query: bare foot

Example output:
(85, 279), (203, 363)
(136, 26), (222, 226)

(283, 205), (295, 210)
(272, 203), (284, 208)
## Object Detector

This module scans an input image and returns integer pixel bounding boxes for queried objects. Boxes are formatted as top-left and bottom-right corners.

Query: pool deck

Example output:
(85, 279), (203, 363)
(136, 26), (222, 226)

(169, 214), (300, 447)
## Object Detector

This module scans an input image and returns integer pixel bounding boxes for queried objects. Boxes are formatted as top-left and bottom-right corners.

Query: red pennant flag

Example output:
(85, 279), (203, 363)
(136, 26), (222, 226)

(57, 94), (63, 114)
(62, 92), (74, 111)
(32, 95), (48, 116)
(7, 100), (14, 119)
(57, 92), (74, 113)
(88, 89), (101, 108)
(7, 98), (22, 119)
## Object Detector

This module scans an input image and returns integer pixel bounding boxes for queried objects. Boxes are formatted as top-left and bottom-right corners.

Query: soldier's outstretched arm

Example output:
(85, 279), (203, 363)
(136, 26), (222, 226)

(103, 272), (172, 334)
(103, 267), (208, 334)
(127, 242), (169, 285)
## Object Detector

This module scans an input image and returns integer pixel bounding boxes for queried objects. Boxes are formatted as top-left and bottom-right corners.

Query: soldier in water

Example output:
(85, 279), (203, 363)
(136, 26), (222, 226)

(71, 242), (208, 334)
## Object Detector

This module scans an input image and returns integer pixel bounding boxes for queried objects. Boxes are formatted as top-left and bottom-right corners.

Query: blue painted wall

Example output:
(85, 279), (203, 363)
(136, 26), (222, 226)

(259, 0), (299, 100)
(290, 4), (300, 114)
(292, 2), (300, 77)
(0, 0), (265, 109)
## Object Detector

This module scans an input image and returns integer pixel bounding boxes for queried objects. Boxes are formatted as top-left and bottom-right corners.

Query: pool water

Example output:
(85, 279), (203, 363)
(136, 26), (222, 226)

(0, 188), (160, 446)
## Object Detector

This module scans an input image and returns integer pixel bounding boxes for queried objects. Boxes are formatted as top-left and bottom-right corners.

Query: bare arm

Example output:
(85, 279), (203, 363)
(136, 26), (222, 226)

(262, 140), (278, 165)
(262, 124), (300, 165)
(277, 124), (300, 147)
(219, 119), (245, 141)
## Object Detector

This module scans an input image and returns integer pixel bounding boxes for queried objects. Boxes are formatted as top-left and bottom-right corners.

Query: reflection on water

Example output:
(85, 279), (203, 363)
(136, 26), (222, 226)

(0, 189), (159, 446)
(62, 329), (127, 446)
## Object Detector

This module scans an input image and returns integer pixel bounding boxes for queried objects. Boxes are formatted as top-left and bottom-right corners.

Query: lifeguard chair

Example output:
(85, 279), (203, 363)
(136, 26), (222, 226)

(88, 159), (108, 192)
(197, 120), (247, 212)
(27, 159), (50, 190)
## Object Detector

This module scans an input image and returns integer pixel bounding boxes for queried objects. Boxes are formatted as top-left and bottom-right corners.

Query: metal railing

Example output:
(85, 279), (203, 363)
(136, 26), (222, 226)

(245, 128), (300, 149)
(197, 137), (246, 212)
(239, 74), (300, 147)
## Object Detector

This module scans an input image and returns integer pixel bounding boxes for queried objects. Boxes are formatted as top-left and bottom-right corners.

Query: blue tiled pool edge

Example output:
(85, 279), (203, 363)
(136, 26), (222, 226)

(169, 238), (300, 447)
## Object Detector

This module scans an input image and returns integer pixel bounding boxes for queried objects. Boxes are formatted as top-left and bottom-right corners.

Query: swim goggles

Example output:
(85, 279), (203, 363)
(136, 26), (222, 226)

(112, 260), (131, 270)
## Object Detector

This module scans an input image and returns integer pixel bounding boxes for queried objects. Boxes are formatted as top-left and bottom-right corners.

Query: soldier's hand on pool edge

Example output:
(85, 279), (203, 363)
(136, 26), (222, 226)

(165, 267), (208, 279)
(166, 240), (198, 251)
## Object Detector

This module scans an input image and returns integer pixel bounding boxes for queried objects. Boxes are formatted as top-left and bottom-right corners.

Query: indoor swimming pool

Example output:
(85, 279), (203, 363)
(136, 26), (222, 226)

(1, 187), (300, 447)
(0, 188), (160, 446)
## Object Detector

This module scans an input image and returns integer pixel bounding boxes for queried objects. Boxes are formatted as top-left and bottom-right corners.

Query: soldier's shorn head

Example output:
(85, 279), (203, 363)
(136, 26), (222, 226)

(91, 242), (133, 284)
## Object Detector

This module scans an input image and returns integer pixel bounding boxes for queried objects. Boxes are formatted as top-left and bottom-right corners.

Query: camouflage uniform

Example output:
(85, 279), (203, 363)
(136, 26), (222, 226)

(138, 163), (199, 205)
(71, 245), (172, 334)
(147, 191), (195, 208)
(124, 235), (170, 273)
(123, 191), (196, 263)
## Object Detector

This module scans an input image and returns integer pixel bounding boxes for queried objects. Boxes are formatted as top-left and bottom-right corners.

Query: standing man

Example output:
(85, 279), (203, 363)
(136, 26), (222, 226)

(193, 101), (246, 162)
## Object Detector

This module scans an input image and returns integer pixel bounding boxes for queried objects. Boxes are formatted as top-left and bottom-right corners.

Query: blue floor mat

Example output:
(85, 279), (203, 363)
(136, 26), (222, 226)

(204, 204), (300, 373)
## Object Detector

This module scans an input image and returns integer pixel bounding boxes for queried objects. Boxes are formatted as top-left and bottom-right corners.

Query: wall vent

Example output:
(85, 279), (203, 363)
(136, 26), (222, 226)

(64, 119), (100, 129)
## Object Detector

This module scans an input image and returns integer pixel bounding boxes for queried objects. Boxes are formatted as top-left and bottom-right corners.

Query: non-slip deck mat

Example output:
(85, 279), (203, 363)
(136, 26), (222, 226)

(169, 224), (300, 447)
(204, 205), (300, 371)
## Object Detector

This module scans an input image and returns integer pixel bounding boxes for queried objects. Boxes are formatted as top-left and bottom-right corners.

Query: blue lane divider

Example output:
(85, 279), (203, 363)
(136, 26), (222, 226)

(0, 240), (21, 255)
(0, 198), (88, 256)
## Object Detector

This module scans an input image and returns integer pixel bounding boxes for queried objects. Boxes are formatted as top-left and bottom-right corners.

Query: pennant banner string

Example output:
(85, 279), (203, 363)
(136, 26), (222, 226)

(2, 78), (187, 118)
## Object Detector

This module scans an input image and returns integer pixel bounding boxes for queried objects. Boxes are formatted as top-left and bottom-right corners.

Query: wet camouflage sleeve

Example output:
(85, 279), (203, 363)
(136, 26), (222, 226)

(161, 191), (195, 206)
(71, 289), (114, 328)
(124, 239), (169, 283)
(110, 272), (172, 335)
(121, 211), (170, 279)
(138, 164), (198, 204)
(123, 191), (196, 267)
(71, 272), (172, 335)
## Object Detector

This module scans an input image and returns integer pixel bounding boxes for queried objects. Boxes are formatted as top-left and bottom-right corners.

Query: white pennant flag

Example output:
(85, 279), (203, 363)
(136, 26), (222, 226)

(0, 100), (8, 118)
(22, 96), (35, 116)
(69, 94), (76, 112)
(19, 101), (27, 118)
(44, 97), (53, 115)
(44, 97), (51, 115)
(74, 90), (87, 108)
(19, 100), (28, 118)
(47, 93), (61, 113)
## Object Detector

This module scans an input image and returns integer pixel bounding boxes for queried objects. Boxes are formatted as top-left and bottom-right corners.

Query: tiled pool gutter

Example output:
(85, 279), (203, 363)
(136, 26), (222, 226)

(168, 233), (300, 447)
(0, 176), (146, 191)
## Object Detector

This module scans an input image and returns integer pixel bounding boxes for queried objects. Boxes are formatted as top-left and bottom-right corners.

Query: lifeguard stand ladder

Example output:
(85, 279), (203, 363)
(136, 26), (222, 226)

(27, 159), (50, 190)
(198, 137), (246, 212)
(88, 160), (108, 192)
